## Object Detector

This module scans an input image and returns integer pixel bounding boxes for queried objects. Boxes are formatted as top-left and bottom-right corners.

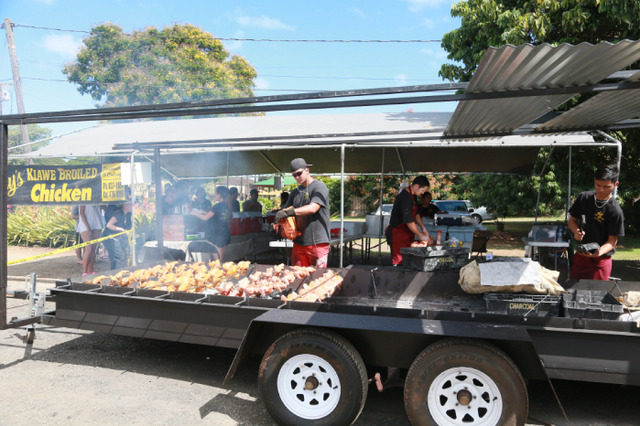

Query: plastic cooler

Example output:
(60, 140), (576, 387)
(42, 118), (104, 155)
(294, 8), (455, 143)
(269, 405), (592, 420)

(229, 218), (244, 235)
(425, 225), (448, 239)
(447, 226), (475, 249)
(250, 217), (263, 232)
(424, 225), (449, 243)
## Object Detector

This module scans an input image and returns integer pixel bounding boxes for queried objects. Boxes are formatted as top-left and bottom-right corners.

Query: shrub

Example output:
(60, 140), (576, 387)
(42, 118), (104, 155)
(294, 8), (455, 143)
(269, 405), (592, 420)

(7, 201), (158, 248)
(7, 206), (76, 247)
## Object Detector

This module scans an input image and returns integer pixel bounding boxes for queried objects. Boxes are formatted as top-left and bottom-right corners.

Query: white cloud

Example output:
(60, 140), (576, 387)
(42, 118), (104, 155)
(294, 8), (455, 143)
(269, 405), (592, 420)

(222, 30), (245, 53)
(405, 0), (451, 12)
(350, 7), (366, 18)
(235, 15), (295, 31)
(421, 48), (448, 61)
(395, 74), (408, 85)
(423, 17), (436, 30)
(42, 34), (82, 58)
(254, 77), (269, 90)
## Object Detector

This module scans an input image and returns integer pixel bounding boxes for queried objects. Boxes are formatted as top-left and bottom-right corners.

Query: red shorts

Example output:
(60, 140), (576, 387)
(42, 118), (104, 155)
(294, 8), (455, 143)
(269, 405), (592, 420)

(291, 243), (330, 268)
(569, 253), (613, 281)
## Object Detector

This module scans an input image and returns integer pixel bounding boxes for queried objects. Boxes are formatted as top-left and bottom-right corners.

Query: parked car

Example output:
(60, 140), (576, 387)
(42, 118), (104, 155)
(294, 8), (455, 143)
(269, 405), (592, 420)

(373, 204), (393, 215)
(473, 206), (496, 222)
(376, 201), (495, 223)
(432, 200), (495, 224)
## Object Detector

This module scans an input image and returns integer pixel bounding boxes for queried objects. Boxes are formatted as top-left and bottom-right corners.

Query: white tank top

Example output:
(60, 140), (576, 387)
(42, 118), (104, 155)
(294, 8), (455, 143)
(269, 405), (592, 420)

(77, 205), (103, 232)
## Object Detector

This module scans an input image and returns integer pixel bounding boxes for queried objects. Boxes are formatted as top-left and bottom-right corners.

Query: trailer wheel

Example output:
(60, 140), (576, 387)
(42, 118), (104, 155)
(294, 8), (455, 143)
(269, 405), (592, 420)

(258, 329), (368, 425)
(404, 339), (528, 426)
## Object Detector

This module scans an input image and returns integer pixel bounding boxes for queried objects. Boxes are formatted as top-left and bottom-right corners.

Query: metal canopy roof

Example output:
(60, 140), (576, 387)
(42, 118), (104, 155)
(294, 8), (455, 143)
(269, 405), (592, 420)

(11, 112), (597, 177)
(444, 40), (640, 137)
(537, 70), (640, 132)
(7, 40), (640, 177)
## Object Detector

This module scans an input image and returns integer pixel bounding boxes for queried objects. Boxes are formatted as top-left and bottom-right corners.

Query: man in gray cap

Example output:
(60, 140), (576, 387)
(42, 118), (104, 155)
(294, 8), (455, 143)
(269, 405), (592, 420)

(274, 158), (330, 267)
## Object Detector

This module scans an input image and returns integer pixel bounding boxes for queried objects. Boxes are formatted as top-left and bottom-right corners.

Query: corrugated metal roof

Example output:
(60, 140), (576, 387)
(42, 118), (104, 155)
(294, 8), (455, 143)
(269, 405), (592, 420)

(536, 71), (640, 132)
(445, 40), (640, 137)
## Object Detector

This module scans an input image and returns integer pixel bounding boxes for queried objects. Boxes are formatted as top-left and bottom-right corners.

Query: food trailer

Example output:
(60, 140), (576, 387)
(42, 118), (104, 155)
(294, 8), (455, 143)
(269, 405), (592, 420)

(3, 41), (640, 425)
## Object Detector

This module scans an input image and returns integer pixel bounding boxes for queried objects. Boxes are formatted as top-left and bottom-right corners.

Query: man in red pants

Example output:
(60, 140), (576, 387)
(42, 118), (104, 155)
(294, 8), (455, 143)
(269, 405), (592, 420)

(275, 158), (331, 268)
(567, 164), (624, 280)
(385, 176), (432, 266)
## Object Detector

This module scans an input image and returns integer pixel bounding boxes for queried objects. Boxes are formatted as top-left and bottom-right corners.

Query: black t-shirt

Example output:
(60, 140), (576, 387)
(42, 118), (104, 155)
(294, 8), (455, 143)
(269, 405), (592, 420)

(389, 189), (415, 228)
(205, 201), (231, 247)
(284, 179), (330, 246)
(418, 203), (440, 218)
(103, 205), (131, 237)
(192, 198), (212, 212)
(569, 190), (624, 256)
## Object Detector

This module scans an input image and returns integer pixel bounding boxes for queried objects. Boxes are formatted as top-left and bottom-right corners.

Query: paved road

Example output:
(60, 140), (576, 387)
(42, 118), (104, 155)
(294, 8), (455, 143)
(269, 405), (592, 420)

(1, 280), (639, 425)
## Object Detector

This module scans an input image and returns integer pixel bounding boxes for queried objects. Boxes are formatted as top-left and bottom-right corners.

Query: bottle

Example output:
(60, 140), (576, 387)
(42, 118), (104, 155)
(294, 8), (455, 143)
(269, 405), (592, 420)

(557, 225), (563, 242)
(436, 230), (442, 246)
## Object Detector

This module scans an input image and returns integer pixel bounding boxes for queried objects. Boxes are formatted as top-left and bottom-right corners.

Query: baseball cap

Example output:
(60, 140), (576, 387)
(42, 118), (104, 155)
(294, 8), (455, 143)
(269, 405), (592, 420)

(290, 158), (313, 172)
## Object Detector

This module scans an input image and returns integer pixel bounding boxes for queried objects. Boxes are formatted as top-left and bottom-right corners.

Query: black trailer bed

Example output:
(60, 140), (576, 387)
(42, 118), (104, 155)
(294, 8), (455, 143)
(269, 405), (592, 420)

(47, 264), (640, 385)
(48, 264), (640, 343)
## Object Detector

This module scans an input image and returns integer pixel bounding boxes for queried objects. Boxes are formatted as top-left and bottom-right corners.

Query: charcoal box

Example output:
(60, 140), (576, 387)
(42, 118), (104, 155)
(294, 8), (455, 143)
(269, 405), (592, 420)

(562, 289), (623, 320)
(400, 246), (470, 272)
(484, 293), (562, 317)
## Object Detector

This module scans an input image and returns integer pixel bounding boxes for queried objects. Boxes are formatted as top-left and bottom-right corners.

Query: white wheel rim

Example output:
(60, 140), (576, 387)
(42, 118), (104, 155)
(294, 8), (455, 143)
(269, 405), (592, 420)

(276, 354), (341, 420)
(427, 366), (502, 426)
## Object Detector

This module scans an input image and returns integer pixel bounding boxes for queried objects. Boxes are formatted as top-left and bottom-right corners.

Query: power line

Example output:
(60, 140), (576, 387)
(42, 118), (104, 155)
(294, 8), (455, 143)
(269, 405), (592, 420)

(22, 74), (434, 85)
(215, 37), (441, 43)
(5, 23), (89, 33)
(261, 74), (427, 82)
(16, 76), (330, 92)
(8, 23), (441, 43)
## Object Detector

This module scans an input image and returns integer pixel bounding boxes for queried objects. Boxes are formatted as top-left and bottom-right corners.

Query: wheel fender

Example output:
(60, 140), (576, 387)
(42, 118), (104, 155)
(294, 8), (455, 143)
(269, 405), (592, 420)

(224, 313), (273, 384)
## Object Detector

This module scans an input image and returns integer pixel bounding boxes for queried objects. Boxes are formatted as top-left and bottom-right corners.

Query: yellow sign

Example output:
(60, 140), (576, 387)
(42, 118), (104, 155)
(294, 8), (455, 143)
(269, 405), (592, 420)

(8, 165), (125, 205)
(101, 163), (125, 202)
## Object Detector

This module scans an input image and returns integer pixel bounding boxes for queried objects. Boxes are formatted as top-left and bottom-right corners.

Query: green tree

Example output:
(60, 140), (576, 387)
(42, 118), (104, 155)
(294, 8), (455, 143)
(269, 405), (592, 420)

(8, 124), (52, 165)
(440, 0), (640, 230)
(440, 0), (640, 82)
(63, 23), (257, 107)
(451, 149), (565, 220)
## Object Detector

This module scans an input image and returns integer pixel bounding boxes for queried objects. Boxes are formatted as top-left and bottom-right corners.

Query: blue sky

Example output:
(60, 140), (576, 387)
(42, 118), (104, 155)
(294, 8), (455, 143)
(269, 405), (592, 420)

(1, 0), (461, 136)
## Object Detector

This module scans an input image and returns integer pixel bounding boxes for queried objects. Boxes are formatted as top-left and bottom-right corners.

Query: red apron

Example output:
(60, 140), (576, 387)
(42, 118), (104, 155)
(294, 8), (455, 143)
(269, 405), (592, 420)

(570, 252), (613, 281)
(391, 187), (417, 265)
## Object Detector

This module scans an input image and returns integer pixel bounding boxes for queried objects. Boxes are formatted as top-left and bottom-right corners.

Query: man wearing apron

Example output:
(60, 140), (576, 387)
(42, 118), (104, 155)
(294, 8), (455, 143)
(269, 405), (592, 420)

(386, 176), (432, 265)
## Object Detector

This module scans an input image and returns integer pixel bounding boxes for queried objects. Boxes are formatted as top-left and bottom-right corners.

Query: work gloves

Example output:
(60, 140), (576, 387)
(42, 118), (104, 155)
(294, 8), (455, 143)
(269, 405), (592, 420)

(274, 206), (295, 223)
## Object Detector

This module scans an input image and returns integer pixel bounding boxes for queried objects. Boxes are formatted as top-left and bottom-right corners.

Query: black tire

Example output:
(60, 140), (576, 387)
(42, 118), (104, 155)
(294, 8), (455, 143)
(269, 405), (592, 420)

(258, 328), (368, 426)
(471, 214), (483, 224)
(404, 338), (528, 426)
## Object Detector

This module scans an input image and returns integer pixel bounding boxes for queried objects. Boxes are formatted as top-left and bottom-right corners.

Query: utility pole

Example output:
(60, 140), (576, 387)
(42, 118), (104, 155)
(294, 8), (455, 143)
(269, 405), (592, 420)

(0, 83), (11, 116)
(4, 18), (31, 163)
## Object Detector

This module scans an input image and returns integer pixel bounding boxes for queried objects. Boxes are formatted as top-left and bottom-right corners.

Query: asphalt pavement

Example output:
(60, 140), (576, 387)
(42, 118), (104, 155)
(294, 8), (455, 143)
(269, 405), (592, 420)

(1, 276), (639, 425)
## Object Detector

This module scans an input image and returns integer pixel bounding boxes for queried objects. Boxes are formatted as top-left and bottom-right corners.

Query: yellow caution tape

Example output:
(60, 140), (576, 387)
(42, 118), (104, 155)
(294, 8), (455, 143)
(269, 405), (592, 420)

(7, 230), (132, 266)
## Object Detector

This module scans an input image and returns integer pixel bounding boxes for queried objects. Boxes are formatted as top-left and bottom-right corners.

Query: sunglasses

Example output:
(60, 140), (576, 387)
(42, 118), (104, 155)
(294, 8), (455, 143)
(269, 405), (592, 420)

(292, 170), (304, 178)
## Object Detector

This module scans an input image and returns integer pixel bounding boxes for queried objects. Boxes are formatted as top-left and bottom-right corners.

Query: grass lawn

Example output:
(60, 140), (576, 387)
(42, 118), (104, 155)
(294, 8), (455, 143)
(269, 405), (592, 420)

(483, 217), (640, 260)
(340, 215), (640, 261)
